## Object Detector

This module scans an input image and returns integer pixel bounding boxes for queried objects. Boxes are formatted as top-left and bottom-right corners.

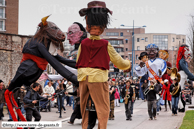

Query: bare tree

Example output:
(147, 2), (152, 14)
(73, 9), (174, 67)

(187, 15), (194, 73)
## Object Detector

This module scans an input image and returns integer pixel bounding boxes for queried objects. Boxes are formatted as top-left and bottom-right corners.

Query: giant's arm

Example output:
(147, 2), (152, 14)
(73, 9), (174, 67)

(134, 65), (148, 77)
(54, 54), (77, 69)
(180, 59), (194, 80)
(160, 59), (167, 76)
(38, 44), (79, 86)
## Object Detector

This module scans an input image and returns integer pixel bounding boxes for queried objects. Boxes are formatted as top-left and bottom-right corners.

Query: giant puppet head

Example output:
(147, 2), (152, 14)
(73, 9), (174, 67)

(145, 43), (159, 59)
(176, 44), (192, 70)
(67, 22), (87, 46)
(138, 52), (148, 62)
(79, 1), (112, 36)
(34, 15), (65, 52)
(159, 50), (169, 60)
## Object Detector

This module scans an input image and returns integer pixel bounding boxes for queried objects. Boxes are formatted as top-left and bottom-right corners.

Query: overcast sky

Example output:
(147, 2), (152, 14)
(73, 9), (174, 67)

(19, 0), (194, 37)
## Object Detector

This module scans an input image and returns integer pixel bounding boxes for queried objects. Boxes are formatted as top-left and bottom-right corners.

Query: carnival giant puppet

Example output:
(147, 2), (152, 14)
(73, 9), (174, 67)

(159, 50), (172, 85)
(135, 43), (167, 120)
(5, 16), (79, 124)
(177, 44), (194, 89)
(76, 1), (131, 128)
(67, 22), (97, 129)
(135, 44), (167, 84)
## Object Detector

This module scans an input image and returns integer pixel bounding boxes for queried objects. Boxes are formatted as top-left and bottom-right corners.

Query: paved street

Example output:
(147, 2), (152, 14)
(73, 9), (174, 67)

(1, 97), (194, 129)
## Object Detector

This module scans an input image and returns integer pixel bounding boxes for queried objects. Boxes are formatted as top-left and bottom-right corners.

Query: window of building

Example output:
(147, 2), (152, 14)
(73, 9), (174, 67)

(137, 46), (140, 50)
(153, 35), (168, 50)
(125, 56), (128, 58)
(120, 32), (123, 36)
(182, 39), (184, 43)
(125, 48), (128, 51)
(145, 37), (148, 42)
(0, 20), (4, 30)
(172, 46), (174, 50)
(106, 32), (119, 36)
(121, 55), (124, 58)
(136, 55), (138, 60)
(172, 38), (175, 42)
(125, 39), (128, 43)
(0, 8), (5, 18)
(0, 0), (5, 6)
(137, 38), (140, 42)
(108, 40), (122, 45)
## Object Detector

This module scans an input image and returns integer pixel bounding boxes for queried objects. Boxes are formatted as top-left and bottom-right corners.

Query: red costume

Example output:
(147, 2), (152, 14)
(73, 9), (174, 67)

(161, 84), (171, 101)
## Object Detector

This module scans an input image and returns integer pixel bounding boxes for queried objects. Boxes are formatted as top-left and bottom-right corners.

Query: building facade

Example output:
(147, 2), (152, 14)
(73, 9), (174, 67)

(0, 0), (18, 34)
(100, 28), (145, 73)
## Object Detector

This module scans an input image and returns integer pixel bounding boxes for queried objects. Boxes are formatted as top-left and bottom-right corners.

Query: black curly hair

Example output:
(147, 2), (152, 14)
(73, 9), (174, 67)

(85, 8), (110, 29)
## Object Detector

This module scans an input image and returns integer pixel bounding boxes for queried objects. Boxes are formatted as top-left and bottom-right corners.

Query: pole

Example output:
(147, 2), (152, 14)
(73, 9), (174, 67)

(131, 20), (135, 77)
(133, 20), (135, 77)
(131, 20), (134, 77)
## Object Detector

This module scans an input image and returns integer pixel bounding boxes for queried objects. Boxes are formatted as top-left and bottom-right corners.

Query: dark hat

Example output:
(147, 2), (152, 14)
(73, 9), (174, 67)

(164, 50), (168, 53)
(166, 61), (172, 69)
(0, 80), (3, 83)
(138, 52), (148, 60)
(79, 1), (113, 17)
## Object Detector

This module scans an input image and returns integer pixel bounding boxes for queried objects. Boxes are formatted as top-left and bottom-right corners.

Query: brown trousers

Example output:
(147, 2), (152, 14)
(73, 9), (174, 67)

(79, 77), (110, 129)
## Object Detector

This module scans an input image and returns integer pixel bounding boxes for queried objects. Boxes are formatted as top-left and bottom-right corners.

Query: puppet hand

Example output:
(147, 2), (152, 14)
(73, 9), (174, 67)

(32, 100), (37, 104)
(124, 67), (131, 73)
(158, 69), (162, 76)
(140, 62), (145, 68)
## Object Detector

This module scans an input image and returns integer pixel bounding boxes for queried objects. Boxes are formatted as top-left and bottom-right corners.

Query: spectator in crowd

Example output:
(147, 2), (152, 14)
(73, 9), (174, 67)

(66, 81), (74, 107)
(0, 80), (6, 120)
(135, 81), (140, 100)
(43, 81), (55, 96)
(142, 80), (148, 101)
(55, 83), (66, 113)
(14, 86), (26, 115)
(114, 88), (120, 107)
(109, 81), (115, 120)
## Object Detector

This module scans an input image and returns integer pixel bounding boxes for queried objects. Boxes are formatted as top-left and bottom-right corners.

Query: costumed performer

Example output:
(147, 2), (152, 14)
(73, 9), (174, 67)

(138, 52), (148, 100)
(76, 1), (131, 128)
(176, 44), (194, 89)
(5, 15), (79, 124)
(67, 22), (97, 129)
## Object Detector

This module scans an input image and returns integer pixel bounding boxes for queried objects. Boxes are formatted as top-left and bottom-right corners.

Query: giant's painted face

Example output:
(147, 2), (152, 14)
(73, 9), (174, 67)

(46, 22), (66, 41)
(67, 24), (83, 46)
(141, 55), (148, 62)
(159, 50), (168, 60)
(146, 48), (158, 59)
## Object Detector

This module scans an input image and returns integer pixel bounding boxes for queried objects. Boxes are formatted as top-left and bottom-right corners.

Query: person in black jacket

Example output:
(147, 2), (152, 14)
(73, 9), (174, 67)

(109, 81), (115, 120)
(23, 83), (52, 125)
(170, 79), (181, 116)
(146, 79), (158, 120)
(135, 81), (140, 100)
(122, 80), (133, 121)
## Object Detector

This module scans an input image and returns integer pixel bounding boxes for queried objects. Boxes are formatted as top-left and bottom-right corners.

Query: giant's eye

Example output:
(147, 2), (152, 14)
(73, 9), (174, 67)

(51, 26), (58, 29)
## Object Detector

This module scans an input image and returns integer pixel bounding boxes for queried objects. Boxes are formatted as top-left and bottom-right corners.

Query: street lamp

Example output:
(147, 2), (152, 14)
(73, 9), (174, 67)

(120, 20), (146, 77)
